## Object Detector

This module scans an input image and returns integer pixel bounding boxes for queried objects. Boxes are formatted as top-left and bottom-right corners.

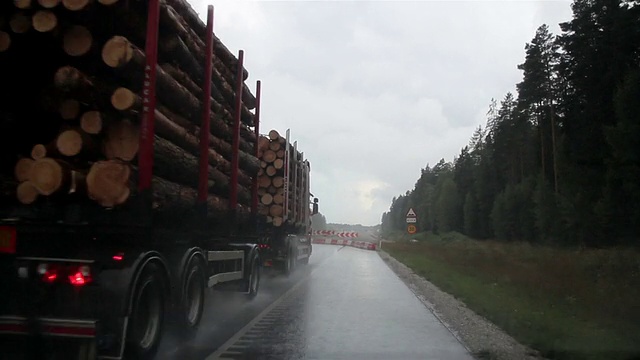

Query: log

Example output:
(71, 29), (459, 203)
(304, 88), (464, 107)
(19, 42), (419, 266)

(260, 161), (267, 169)
(268, 130), (280, 141)
(111, 87), (140, 111)
(14, 0), (32, 9)
(258, 205), (269, 216)
(258, 175), (270, 188)
(272, 216), (283, 227)
(30, 158), (70, 195)
(267, 186), (276, 195)
(62, 0), (91, 11)
(269, 204), (283, 217)
(272, 176), (284, 188)
(63, 25), (92, 56)
(30, 144), (50, 160)
(32, 10), (57, 33)
(261, 193), (273, 206)
(97, 0), (118, 4)
(263, 150), (276, 163)
(265, 166), (276, 177)
(57, 128), (94, 157)
(103, 119), (138, 161)
(273, 194), (284, 205)
(0, 31), (11, 52)
(14, 158), (34, 182)
(273, 158), (284, 170)
(276, 149), (284, 158)
(17, 181), (39, 204)
(80, 111), (103, 134)
(54, 66), (93, 91)
(10, 12), (31, 34)
(258, 136), (270, 152)
(38, 0), (60, 8)
(276, 187), (284, 195)
(59, 99), (80, 120)
(257, 187), (266, 196)
(269, 141), (280, 151)
(86, 160), (130, 207)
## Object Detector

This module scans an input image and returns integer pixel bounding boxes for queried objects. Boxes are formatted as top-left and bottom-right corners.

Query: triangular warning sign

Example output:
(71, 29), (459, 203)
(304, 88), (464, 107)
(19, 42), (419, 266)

(406, 208), (417, 217)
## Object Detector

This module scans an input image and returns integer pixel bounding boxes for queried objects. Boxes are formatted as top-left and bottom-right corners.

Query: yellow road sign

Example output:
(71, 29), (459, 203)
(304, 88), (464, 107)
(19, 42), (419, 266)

(407, 224), (417, 234)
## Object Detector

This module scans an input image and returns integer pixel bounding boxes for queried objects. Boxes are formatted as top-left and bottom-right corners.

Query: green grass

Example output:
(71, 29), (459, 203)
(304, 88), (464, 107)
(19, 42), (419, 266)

(383, 232), (640, 360)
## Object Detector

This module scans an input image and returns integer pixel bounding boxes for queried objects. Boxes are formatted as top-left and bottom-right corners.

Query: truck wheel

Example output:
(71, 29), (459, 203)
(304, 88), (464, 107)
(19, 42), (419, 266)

(178, 257), (205, 337)
(284, 247), (296, 276)
(247, 254), (260, 298)
(298, 256), (309, 265)
(126, 263), (164, 360)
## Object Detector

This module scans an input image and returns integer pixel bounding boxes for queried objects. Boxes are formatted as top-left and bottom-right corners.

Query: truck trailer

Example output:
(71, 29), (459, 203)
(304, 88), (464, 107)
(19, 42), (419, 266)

(0, 1), (316, 359)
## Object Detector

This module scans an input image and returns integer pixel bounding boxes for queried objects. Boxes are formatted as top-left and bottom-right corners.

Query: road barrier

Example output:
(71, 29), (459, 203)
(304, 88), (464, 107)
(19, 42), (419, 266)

(311, 238), (376, 251)
(312, 230), (359, 238)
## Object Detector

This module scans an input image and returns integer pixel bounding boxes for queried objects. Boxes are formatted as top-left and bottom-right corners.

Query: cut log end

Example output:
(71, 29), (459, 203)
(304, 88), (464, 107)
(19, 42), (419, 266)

(56, 129), (83, 156)
(111, 87), (138, 111)
(102, 36), (133, 68)
(87, 160), (131, 207)
(63, 25), (92, 56)
(263, 150), (276, 163)
(14, 0), (33, 9)
(0, 31), (11, 52)
(273, 194), (284, 205)
(32, 10), (57, 33)
(272, 216), (283, 227)
(273, 158), (284, 170)
(103, 120), (139, 161)
(14, 158), (35, 182)
(62, 0), (90, 11)
(10, 13), (32, 34)
(30, 144), (47, 160)
(269, 204), (283, 217)
(17, 181), (39, 204)
(265, 166), (276, 177)
(261, 193), (273, 206)
(272, 176), (284, 188)
(31, 158), (64, 195)
(59, 99), (80, 120)
(38, 0), (61, 8)
(80, 111), (103, 134)
(268, 141), (280, 151)
(54, 66), (91, 90)
(258, 136), (270, 152)
(268, 130), (280, 141)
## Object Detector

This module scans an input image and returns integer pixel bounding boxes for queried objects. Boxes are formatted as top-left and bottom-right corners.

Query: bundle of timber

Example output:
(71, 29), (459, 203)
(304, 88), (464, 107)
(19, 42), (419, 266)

(257, 129), (310, 228)
(0, 0), (258, 218)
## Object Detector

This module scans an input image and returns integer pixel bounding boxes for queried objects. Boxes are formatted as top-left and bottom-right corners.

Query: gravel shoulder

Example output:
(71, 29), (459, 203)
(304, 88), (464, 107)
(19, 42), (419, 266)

(377, 248), (545, 360)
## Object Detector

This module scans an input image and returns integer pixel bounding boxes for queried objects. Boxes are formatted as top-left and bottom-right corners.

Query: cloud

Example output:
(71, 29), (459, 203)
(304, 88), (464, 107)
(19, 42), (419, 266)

(187, 0), (573, 225)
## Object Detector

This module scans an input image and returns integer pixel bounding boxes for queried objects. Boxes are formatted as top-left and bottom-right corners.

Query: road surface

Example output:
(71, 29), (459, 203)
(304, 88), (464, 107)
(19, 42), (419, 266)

(159, 233), (473, 360)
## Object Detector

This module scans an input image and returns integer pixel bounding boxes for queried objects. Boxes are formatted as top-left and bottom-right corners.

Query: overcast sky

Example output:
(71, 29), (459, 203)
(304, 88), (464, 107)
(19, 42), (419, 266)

(188, 0), (573, 226)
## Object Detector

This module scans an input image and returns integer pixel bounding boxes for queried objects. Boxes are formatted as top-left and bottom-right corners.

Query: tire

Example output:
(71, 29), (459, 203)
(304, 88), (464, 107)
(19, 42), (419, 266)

(246, 254), (260, 299)
(126, 263), (165, 360)
(177, 257), (205, 338)
(298, 256), (309, 265)
(283, 247), (296, 276)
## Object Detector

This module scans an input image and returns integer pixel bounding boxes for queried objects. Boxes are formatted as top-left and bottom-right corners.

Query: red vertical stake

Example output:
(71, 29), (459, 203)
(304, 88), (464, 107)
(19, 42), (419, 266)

(251, 80), (261, 214)
(229, 50), (244, 210)
(198, 6), (214, 202)
(138, 0), (160, 191)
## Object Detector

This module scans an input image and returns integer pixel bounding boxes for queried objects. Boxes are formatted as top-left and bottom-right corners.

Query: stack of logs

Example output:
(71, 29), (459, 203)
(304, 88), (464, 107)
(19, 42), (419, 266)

(1, 0), (260, 218)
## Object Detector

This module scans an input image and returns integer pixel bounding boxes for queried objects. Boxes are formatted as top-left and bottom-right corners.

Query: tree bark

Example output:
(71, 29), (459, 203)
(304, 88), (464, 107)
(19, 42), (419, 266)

(63, 25), (92, 56)
(32, 10), (57, 32)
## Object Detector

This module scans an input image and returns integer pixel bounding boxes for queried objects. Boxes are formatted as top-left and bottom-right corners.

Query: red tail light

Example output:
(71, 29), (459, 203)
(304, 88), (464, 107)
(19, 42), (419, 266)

(44, 272), (58, 283)
(37, 263), (91, 286)
(69, 272), (88, 286)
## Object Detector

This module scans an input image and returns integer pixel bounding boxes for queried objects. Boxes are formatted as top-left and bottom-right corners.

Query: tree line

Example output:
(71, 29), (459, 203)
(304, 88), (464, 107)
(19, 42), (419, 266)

(381, 0), (640, 246)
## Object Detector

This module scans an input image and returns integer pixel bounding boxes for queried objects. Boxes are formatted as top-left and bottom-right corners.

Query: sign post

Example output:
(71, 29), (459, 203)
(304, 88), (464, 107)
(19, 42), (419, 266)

(406, 208), (417, 234)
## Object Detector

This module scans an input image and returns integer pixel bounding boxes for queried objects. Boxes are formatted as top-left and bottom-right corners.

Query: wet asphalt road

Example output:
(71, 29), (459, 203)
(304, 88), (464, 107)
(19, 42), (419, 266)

(159, 233), (473, 360)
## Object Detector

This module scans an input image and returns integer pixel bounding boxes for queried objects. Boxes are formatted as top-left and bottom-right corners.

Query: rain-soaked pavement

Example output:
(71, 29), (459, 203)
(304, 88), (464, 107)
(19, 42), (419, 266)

(159, 234), (473, 360)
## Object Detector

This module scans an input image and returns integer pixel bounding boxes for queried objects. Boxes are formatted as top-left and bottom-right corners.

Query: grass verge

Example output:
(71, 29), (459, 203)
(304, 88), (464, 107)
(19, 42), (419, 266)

(383, 232), (640, 360)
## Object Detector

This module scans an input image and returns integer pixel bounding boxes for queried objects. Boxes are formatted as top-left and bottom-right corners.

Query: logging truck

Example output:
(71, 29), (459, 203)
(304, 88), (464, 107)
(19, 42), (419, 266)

(0, 1), (316, 359)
